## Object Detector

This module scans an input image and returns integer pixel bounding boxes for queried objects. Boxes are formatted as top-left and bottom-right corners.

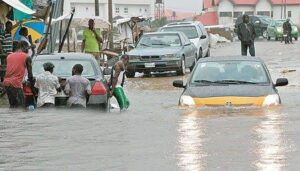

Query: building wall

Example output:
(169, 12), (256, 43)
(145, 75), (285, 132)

(218, 0), (234, 25)
(255, 0), (272, 16)
(273, 5), (300, 26)
(64, 0), (155, 20)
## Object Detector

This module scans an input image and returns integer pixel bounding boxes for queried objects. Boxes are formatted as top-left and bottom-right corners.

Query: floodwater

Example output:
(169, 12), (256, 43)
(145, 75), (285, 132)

(1, 40), (300, 170)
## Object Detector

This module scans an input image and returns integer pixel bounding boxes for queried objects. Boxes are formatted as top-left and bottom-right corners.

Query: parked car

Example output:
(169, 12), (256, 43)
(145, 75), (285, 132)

(159, 21), (210, 59)
(235, 15), (272, 38)
(173, 56), (288, 107)
(126, 32), (197, 77)
(31, 53), (110, 109)
(266, 19), (299, 41)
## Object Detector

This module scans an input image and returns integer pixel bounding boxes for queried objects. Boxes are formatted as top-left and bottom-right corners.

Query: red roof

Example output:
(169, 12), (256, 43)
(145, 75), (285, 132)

(194, 12), (219, 26)
(231, 0), (258, 5)
(270, 0), (300, 5)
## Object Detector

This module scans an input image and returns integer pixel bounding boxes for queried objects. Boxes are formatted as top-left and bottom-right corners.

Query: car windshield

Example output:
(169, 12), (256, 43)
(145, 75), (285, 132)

(137, 34), (181, 48)
(160, 26), (199, 39)
(33, 60), (96, 78)
(191, 61), (269, 85)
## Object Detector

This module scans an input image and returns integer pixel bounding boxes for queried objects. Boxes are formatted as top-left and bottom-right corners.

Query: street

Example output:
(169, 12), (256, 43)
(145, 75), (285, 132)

(1, 40), (300, 170)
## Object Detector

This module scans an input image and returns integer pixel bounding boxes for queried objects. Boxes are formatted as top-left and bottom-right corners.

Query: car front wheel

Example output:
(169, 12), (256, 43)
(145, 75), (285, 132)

(263, 30), (268, 38)
(177, 58), (186, 76)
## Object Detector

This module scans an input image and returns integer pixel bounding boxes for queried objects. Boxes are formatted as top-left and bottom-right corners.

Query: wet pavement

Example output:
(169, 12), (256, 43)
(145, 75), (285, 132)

(1, 40), (300, 170)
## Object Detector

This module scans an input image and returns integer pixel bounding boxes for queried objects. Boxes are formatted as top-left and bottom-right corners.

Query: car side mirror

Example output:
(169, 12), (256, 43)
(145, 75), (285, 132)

(173, 80), (185, 88)
(200, 35), (207, 39)
(275, 78), (288, 87)
(103, 67), (112, 76)
(184, 42), (191, 46)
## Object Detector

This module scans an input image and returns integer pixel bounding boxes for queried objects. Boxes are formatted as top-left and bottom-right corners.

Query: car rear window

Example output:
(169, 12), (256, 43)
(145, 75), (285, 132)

(33, 60), (97, 78)
(161, 26), (199, 39)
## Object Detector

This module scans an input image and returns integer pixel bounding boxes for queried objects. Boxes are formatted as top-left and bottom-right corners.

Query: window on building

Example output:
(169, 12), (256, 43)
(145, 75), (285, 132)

(220, 12), (232, 17)
(140, 8), (142, 13)
(288, 11), (292, 17)
(271, 11), (273, 17)
(145, 8), (147, 12)
(245, 11), (254, 15)
(116, 7), (120, 13)
(234, 11), (243, 18)
(257, 11), (270, 16)
(124, 7), (128, 14)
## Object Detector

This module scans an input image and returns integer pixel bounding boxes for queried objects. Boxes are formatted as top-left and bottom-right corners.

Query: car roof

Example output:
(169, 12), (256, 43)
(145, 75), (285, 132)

(197, 56), (264, 63)
(162, 21), (202, 27)
(34, 53), (95, 60)
(144, 32), (182, 36)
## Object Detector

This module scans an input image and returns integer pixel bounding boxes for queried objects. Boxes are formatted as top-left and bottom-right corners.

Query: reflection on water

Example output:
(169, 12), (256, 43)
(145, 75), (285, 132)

(254, 110), (287, 171)
(177, 111), (206, 171)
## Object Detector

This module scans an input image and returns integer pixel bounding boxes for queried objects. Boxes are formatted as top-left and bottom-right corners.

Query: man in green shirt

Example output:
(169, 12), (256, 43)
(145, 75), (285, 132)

(81, 19), (103, 64)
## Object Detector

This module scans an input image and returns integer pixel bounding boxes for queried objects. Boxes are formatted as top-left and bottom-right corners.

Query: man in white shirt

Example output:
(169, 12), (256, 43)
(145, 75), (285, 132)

(19, 27), (36, 58)
(35, 62), (61, 107)
(65, 64), (91, 108)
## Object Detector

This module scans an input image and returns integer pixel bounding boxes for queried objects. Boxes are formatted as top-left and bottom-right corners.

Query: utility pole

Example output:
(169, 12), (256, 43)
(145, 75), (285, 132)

(108, 0), (113, 49)
(95, 0), (99, 16)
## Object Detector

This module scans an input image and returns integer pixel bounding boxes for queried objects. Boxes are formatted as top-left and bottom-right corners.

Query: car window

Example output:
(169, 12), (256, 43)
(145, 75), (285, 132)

(137, 34), (182, 48)
(160, 26), (199, 39)
(198, 25), (208, 36)
(191, 61), (269, 84)
(33, 60), (97, 78)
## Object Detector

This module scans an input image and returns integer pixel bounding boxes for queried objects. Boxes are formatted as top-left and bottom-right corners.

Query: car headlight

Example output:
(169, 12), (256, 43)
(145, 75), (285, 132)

(293, 27), (298, 32)
(180, 95), (195, 106)
(163, 54), (176, 58)
(263, 94), (280, 107)
(276, 27), (283, 32)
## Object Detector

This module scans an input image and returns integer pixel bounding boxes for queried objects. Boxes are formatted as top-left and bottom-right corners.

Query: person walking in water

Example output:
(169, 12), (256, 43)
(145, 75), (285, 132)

(237, 14), (256, 56)
(110, 55), (130, 110)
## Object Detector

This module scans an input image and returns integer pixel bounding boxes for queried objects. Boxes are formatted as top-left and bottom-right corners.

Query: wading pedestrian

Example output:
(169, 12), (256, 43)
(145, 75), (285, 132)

(64, 64), (92, 108)
(3, 41), (33, 108)
(109, 55), (130, 110)
(35, 62), (61, 108)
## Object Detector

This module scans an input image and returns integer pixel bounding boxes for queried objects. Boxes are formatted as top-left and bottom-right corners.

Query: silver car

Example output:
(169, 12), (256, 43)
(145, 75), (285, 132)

(159, 21), (210, 59)
(126, 32), (197, 77)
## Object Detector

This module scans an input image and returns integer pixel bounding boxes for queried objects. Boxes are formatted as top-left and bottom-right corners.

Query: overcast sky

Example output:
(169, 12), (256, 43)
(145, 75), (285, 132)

(163, 0), (203, 12)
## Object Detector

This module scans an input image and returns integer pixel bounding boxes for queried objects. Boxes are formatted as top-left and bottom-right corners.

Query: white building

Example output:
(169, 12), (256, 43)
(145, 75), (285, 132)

(63, 0), (155, 20)
(211, 0), (300, 26)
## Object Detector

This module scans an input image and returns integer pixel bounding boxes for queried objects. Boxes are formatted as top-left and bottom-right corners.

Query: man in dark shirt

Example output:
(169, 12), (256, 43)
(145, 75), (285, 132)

(237, 15), (256, 56)
(0, 21), (13, 54)
(283, 18), (292, 44)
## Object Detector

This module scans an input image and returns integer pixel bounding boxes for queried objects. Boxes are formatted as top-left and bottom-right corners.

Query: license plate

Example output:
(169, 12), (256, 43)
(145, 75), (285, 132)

(145, 63), (155, 68)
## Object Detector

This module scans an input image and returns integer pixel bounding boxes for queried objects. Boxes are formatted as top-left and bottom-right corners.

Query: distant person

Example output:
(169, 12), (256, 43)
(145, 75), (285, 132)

(35, 62), (61, 108)
(283, 18), (292, 44)
(237, 14), (256, 56)
(109, 55), (130, 110)
(0, 21), (13, 54)
(19, 27), (36, 57)
(3, 41), (33, 108)
(64, 64), (92, 108)
(82, 19), (103, 64)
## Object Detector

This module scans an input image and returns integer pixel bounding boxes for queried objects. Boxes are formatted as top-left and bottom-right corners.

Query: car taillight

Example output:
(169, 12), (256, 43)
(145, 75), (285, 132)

(91, 81), (107, 95)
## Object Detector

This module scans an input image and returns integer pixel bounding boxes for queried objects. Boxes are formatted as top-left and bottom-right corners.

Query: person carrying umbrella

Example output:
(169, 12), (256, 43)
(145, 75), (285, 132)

(81, 19), (103, 64)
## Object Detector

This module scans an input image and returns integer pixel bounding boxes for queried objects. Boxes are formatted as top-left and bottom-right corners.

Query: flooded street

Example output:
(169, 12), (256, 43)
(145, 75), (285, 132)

(1, 40), (300, 170)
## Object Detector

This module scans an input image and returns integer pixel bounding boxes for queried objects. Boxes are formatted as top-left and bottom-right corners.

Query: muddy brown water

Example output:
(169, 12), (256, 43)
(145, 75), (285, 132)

(1, 40), (300, 170)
